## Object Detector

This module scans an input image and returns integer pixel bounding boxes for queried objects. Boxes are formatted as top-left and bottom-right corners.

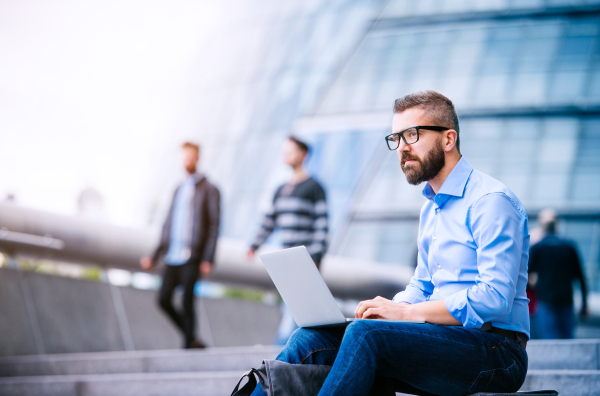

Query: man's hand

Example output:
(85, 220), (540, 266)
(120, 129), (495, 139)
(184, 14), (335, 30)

(246, 249), (256, 262)
(140, 257), (153, 270)
(200, 261), (212, 276)
(355, 297), (462, 325)
(354, 296), (419, 320)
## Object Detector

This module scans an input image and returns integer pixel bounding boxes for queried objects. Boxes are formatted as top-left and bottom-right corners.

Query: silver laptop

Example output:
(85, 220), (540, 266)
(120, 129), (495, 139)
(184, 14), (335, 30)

(259, 246), (425, 328)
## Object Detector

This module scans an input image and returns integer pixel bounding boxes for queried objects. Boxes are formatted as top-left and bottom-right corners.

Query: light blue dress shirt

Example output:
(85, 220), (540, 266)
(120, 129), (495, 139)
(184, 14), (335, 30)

(393, 157), (530, 339)
(164, 174), (198, 266)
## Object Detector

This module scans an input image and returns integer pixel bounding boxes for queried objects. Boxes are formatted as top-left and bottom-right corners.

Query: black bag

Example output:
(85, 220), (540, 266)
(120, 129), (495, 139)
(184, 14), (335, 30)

(231, 359), (332, 396)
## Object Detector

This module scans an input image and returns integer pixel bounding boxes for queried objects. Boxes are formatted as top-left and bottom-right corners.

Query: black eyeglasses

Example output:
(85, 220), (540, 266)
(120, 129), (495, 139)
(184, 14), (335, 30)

(384, 126), (449, 150)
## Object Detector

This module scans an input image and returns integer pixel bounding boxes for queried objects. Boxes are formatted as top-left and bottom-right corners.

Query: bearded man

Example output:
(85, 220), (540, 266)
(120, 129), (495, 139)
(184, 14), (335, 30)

(250, 90), (530, 396)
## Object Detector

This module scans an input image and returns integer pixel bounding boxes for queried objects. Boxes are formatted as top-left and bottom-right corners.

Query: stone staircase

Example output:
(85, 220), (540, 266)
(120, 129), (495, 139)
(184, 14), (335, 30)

(522, 339), (600, 395)
(0, 346), (282, 396)
(0, 340), (598, 396)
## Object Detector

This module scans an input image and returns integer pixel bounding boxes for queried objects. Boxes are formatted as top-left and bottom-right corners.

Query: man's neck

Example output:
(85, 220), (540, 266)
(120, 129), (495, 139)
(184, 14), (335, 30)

(290, 166), (309, 184)
(427, 153), (462, 194)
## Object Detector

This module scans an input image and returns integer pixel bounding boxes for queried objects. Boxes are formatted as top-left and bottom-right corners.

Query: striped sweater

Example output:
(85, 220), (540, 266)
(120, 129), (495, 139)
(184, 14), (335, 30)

(251, 177), (328, 265)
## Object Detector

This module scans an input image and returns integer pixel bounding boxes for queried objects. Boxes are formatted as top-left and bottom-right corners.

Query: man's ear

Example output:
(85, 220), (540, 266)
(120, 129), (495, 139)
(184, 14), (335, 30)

(444, 130), (458, 152)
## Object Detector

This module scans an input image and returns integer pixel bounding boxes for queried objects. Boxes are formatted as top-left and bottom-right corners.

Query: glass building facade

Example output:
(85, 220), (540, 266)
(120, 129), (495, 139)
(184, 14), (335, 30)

(161, 0), (600, 294)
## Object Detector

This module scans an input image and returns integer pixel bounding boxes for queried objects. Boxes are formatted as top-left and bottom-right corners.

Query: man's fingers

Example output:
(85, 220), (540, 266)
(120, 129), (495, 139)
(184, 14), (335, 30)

(355, 300), (374, 318)
(355, 301), (366, 318)
(356, 300), (384, 318)
(362, 307), (380, 319)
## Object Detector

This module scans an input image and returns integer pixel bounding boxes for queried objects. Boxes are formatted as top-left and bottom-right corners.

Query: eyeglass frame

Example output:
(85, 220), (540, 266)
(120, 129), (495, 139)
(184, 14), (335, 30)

(385, 126), (450, 151)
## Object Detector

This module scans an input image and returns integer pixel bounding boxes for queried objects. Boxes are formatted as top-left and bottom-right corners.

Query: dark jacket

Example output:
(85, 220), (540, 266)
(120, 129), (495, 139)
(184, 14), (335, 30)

(529, 233), (587, 307)
(152, 175), (220, 266)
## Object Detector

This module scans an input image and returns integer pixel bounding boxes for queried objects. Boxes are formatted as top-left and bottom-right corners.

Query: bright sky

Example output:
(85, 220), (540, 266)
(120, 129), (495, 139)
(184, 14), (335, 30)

(0, 0), (220, 227)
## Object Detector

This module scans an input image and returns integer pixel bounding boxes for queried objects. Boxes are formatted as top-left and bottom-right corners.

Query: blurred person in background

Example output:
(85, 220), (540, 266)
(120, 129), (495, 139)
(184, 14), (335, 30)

(529, 208), (588, 339)
(140, 142), (220, 349)
(247, 136), (328, 345)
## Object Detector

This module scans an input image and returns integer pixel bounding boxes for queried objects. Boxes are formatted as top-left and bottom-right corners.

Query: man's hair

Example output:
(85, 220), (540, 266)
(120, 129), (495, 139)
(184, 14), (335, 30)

(181, 141), (200, 154)
(289, 136), (310, 154)
(393, 90), (460, 153)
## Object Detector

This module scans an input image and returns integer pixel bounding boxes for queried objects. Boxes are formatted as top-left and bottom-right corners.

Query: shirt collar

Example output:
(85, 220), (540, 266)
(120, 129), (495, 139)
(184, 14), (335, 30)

(421, 157), (473, 202)
(184, 172), (204, 185)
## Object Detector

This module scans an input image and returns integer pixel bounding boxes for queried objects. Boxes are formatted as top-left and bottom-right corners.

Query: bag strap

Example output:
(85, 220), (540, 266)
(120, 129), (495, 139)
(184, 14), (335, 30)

(231, 369), (260, 396)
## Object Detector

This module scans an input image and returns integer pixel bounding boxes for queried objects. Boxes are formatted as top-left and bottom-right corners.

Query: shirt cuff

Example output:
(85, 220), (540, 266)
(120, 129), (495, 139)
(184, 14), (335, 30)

(392, 288), (428, 304)
(444, 288), (485, 328)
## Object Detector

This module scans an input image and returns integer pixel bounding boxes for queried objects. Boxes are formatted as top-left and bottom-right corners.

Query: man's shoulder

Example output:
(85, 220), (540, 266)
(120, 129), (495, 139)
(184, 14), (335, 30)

(540, 234), (577, 249)
(466, 169), (526, 217)
(294, 177), (326, 200)
(196, 177), (220, 193)
(306, 177), (326, 194)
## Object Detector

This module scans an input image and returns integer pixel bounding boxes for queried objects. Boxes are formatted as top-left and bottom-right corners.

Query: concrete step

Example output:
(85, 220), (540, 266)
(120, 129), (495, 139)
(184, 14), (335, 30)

(3, 340), (598, 378)
(0, 371), (244, 396)
(0, 370), (598, 396)
(523, 370), (600, 396)
(0, 346), (282, 377)
(527, 339), (600, 370)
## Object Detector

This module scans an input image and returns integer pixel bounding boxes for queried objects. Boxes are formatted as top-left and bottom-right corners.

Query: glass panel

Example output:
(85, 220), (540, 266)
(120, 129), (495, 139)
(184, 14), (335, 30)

(478, 25), (522, 75)
(554, 33), (593, 72)
(473, 74), (511, 107)
(460, 119), (503, 172)
(354, 149), (427, 213)
(571, 171), (600, 202)
(511, 22), (561, 105)
(576, 119), (600, 168)
(512, 72), (547, 106)
(561, 220), (599, 293)
(587, 67), (600, 101)
(305, 130), (381, 235)
(508, 0), (544, 8)
(337, 221), (420, 267)
(500, 119), (540, 173)
(538, 118), (579, 172)
(549, 70), (586, 104)
(501, 173), (531, 202)
(532, 172), (570, 203)
(572, 118), (600, 201)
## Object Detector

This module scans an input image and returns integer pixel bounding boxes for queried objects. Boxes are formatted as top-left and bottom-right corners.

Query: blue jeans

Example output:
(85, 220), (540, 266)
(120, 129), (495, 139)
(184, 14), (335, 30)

(535, 301), (574, 339)
(251, 320), (527, 396)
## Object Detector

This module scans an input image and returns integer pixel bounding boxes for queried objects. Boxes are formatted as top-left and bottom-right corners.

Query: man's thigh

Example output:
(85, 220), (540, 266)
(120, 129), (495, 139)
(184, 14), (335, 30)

(159, 265), (180, 300)
(341, 320), (527, 395)
(179, 263), (199, 291)
(277, 326), (346, 366)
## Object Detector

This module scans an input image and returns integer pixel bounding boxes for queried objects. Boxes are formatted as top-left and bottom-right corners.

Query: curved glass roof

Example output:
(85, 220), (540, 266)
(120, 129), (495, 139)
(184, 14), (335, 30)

(318, 15), (600, 114)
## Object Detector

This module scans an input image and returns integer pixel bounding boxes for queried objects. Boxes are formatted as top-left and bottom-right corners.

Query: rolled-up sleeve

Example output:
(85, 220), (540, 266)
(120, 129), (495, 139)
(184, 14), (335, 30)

(393, 251), (433, 304)
(445, 193), (525, 328)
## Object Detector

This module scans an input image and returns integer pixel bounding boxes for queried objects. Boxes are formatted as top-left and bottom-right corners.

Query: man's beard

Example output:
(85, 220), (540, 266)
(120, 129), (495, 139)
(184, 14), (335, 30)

(400, 139), (445, 185)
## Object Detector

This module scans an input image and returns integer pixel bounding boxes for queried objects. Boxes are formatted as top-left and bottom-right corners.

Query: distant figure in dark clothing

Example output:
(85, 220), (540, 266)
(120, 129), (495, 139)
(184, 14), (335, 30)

(247, 136), (328, 344)
(141, 141), (220, 348)
(247, 137), (328, 266)
(529, 208), (587, 339)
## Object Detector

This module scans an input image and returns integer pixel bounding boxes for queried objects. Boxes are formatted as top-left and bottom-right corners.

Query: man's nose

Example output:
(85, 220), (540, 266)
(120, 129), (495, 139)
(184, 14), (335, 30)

(396, 139), (409, 154)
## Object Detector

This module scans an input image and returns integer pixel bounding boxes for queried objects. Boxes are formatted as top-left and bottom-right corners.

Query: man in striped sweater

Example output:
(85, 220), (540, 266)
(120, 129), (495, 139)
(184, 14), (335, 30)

(247, 136), (328, 343)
